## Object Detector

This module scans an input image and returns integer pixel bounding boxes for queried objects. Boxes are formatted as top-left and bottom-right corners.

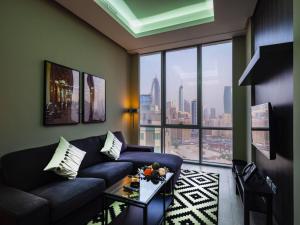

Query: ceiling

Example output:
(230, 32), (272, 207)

(55, 0), (257, 54)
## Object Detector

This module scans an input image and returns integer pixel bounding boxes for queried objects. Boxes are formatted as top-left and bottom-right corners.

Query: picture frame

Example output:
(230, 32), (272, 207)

(44, 60), (80, 126)
(83, 72), (106, 123)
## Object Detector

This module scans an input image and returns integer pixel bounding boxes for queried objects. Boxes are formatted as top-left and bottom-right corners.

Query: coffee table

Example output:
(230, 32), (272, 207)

(102, 172), (174, 225)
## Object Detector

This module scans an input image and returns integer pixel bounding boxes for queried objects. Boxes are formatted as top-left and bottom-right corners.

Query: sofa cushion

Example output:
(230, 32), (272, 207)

(78, 162), (133, 186)
(113, 131), (127, 153)
(0, 185), (50, 225)
(125, 144), (154, 153)
(44, 137), (86, 179)
(1, 143), (63, 191)
(100, 131), (122, 160)
(118, 152), (183, 173)
(99, 131), (127, 153)
(30, 178), (105, 222)
(70, 135), (111, 169)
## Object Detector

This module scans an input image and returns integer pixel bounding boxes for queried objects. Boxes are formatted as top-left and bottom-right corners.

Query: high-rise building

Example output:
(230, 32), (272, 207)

(139, 127), (161, 152)
(179, 85), (183, 112)
(184, 100), (191, 113)
(140, 94), (152, 123)
(166, 101), (177, 124)
(210, 108), (216, 119)
(191, 100), (197, 125)
(140, 94), (152, 111)
(224, 86), (232, 114)
(150, 77), (160, 109)
(203, 108), (209, 120)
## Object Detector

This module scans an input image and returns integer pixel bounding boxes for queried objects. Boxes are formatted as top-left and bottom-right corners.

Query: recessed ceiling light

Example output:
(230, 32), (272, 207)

(94, 0), (214, 38)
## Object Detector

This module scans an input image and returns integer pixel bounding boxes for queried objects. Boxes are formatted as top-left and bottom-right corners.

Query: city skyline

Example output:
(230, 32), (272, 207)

(140, 43), (232, 118)
(140, 74), (233, 164)
(141, 76), (232, 126)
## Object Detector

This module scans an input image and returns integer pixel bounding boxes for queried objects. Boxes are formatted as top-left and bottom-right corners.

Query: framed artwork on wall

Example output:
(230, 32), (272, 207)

(83, 73), (106, 123)
(44, 61), (80, 125)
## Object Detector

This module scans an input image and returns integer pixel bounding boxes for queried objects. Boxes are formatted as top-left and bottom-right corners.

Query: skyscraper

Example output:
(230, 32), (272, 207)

(191, 100), (197, 125)
(224, 86), (232, 114)
(179, 85), (183, 112)
(184, 100), (191, 113)
(140, 94), (152, 111)
(140, 94), (152, 124)
(203, 108), (209, 120)
(150, 77), (160, 109)
(210, 108), (216, 119)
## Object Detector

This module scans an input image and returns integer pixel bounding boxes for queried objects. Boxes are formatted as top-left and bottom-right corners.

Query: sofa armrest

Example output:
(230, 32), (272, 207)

(125, 144), (154, 153)
(0, 185), (49, 225)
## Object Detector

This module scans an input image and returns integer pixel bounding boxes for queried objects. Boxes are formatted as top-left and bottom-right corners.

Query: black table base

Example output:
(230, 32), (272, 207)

(103, 179), (174, 225)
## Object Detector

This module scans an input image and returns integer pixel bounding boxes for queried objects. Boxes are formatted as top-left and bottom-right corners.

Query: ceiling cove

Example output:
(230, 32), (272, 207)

(94, 0), (214, 38)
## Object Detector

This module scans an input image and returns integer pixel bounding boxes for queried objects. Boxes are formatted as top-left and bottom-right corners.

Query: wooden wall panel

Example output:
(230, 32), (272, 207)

(252, 0), (293, 224)
(253, 0), (293, 50)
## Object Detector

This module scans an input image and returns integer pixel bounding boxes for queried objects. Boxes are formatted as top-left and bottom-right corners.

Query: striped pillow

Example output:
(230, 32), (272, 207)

(100, 131), (122, 160)
(44, 137), (86, 179)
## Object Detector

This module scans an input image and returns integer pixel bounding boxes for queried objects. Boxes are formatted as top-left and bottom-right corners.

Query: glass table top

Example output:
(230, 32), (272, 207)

(104, 172), (174, 205)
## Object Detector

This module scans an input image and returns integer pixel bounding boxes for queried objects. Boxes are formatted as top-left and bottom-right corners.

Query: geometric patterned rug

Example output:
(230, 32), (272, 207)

(88, 170), (219, 225)
(166, 170), (219, 225)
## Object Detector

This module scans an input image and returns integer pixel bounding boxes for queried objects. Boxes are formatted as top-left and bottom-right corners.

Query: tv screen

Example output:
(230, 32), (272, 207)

(251, 103), (275, 159)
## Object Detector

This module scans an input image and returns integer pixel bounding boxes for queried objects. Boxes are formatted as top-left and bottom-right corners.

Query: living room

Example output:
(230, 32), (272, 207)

(0, 0), (299, 225)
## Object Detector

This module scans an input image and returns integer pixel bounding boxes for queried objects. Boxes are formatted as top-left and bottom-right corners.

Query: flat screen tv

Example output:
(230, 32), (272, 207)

(251, 103), (275, 160)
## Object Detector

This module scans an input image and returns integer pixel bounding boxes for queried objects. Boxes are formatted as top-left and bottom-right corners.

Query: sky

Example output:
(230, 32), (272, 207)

(202, 42), (232, 115)
(139, 42), (232, 116)
(166, 47), (197, 105)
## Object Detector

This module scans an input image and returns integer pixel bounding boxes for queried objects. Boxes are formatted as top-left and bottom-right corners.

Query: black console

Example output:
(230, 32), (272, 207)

(232, 160), (275, 225)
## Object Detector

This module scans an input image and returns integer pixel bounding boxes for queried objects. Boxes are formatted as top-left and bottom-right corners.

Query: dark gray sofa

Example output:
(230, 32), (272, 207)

(0, 131), (183, 225)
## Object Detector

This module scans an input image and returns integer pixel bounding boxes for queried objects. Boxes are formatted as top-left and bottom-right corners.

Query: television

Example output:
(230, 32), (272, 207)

(251, 103), (275, 160)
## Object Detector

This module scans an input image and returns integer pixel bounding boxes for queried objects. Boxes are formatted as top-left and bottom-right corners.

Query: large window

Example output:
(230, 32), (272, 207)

(139, 41), (232, 165)
(139, 53), (161, 126)
(201, 42), (232, 164)
(202, 43), (232, 127)
(139, 53), (162, 153)
(166, 48), (197, 125)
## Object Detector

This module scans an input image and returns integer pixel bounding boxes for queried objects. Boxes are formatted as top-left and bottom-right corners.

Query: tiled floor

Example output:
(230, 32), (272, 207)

(182, 163), (270, 225)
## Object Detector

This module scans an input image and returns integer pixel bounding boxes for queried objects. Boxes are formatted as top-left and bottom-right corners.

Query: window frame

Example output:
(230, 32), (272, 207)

(164, 47), (198, 126)
(139, 52), (162, 127)
(138, 40), (233, 166)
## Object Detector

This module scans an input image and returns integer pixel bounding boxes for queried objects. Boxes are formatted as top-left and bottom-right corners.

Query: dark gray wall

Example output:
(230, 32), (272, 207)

(0, 0), (131, 157)
(232, 36), (248, 160)
(128, 54), (139, 144)
(293, 0), (300, 223)
(245, 21), (254, 163)
(252, 0), (293, 224)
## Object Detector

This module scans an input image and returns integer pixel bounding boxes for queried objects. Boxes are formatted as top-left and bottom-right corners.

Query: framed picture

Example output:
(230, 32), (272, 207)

(44, 61), (80, 125)
(83, 73), (106, 123)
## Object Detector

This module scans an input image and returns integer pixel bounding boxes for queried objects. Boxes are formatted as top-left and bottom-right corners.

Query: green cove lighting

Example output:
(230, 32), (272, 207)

(94, 0), (214, 38)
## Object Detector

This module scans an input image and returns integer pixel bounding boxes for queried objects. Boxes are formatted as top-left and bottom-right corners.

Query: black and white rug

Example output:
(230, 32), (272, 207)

(88, 170), (219, 225)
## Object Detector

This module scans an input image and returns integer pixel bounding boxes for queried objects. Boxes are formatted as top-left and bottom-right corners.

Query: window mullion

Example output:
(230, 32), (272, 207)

(161, 51), (166, 153)
(198, 45), (202, 164)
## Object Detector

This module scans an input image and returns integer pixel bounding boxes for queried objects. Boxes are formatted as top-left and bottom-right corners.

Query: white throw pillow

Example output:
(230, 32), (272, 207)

(44, 137), (86, 179)
(100, 131), (122, 160)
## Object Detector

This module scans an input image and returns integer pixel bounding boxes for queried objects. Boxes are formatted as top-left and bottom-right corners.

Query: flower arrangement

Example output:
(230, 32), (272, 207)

(139, 162), (169, 184)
